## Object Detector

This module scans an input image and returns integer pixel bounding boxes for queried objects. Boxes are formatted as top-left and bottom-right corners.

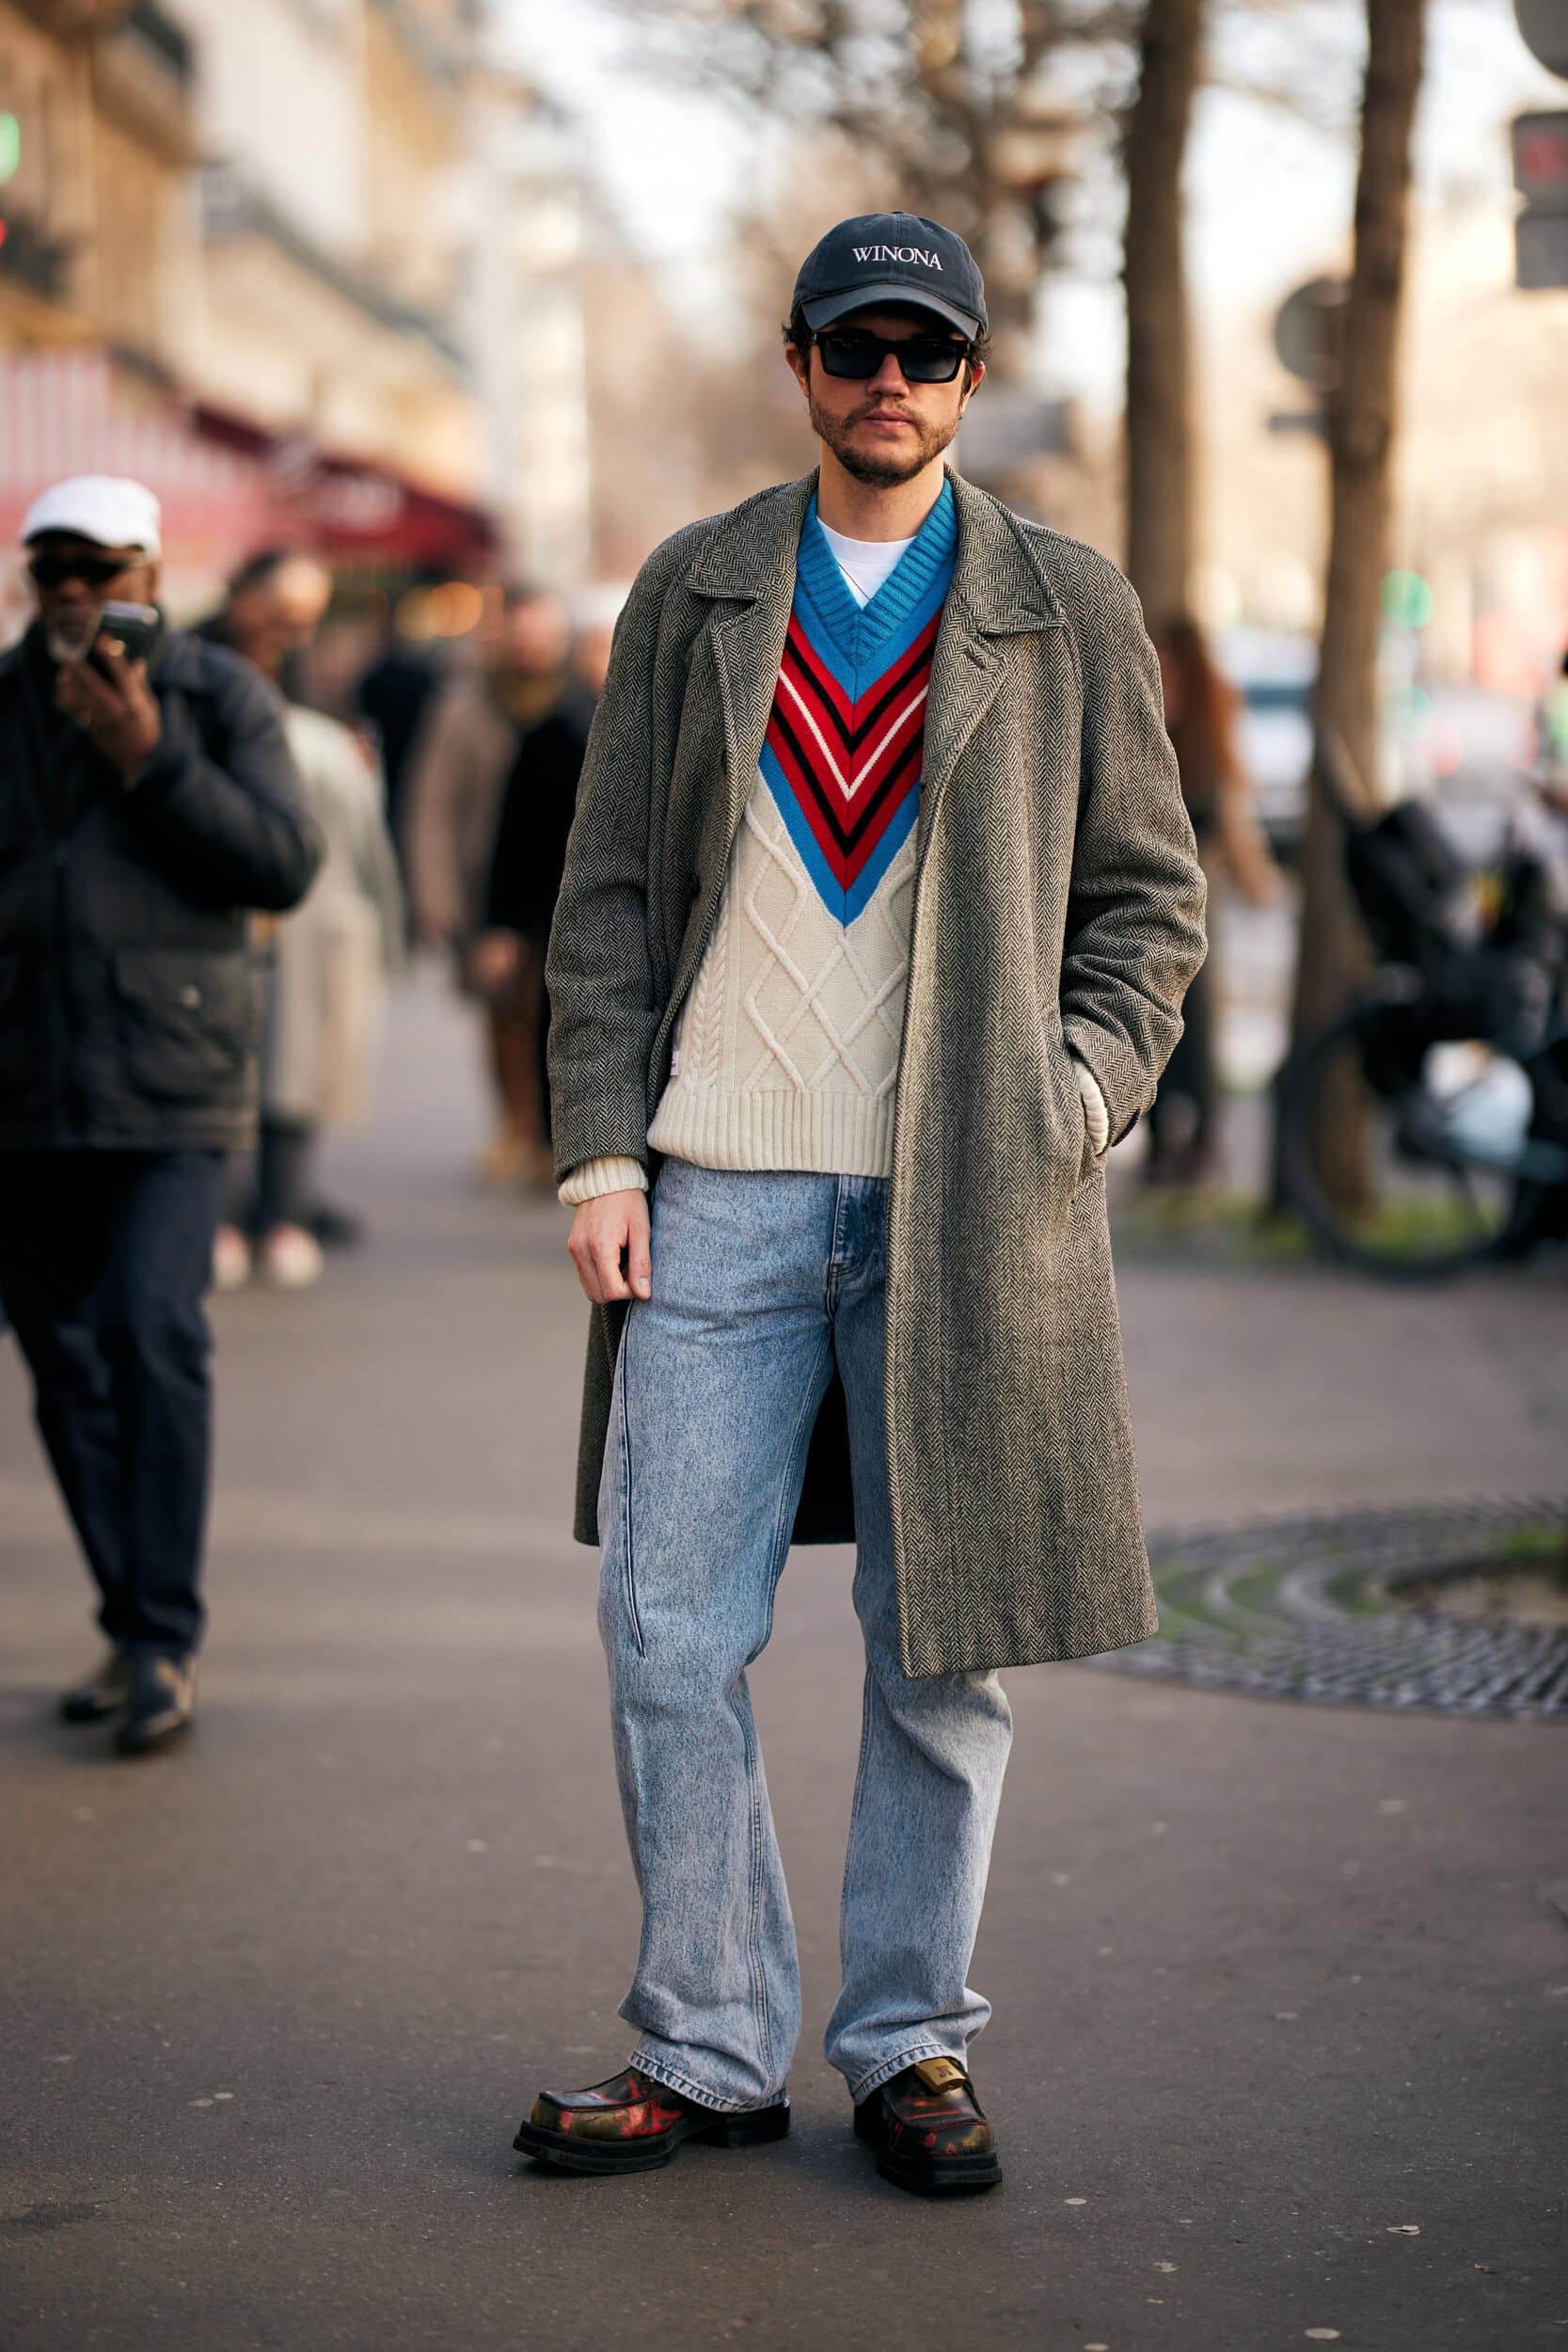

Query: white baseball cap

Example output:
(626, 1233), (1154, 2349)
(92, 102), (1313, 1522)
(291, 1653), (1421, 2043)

(21, 475), (163, 558)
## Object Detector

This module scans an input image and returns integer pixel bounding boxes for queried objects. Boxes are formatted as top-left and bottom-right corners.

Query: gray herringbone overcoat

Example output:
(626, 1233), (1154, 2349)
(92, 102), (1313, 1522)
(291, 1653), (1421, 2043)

(546, 468), (1207, 1677)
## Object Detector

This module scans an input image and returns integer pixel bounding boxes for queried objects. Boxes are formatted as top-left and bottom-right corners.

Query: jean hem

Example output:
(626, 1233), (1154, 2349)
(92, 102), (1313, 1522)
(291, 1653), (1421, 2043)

(842, 2041), (959, 2107)
(628, 2046), (786, 2117)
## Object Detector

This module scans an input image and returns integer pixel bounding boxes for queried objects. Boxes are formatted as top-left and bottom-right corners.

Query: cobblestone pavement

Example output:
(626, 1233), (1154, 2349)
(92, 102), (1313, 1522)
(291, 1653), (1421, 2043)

(2, 969), (1564, 2352)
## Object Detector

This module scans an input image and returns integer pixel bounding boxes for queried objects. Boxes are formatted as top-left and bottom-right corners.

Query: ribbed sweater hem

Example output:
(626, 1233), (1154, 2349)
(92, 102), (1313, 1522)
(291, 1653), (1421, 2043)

(647, 1084), (895, 1178)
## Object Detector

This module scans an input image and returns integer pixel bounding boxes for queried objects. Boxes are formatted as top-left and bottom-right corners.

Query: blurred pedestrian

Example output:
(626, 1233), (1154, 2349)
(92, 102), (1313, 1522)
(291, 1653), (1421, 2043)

(517, 216), (1205, 2192)
(0, 478), (321, 1753)
(402, 585), (570, 1187)
(1147, 614), (1279, 1186)
(1533, 644), (1568, 814)
(471, 601), (619, 1175)
(201, 553), (404, 1289)
(354, 586), (443, 870)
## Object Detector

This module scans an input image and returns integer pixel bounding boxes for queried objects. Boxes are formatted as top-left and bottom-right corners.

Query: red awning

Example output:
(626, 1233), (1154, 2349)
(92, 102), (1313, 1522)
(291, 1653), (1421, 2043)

(190, 404), (496, 569)
(0, 355), (496, 584)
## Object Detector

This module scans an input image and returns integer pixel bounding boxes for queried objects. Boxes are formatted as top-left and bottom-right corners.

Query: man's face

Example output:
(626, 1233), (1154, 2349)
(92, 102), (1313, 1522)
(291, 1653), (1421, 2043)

(230, 559), (332, 682)
(27, 533), (158, 662)
(502, 596), (570, 676)
(786, 306), (983, 489)
(572, 622), (616, 698)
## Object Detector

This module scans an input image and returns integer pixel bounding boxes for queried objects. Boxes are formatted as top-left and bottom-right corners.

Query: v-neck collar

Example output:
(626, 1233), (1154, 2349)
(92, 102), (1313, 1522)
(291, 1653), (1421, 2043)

(797, 478), (958, 665)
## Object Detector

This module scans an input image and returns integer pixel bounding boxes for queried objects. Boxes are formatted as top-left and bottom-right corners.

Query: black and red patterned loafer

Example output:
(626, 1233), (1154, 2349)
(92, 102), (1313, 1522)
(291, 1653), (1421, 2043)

(515, 2065), (790, 2176)
(853, 2056), (1002, 2195)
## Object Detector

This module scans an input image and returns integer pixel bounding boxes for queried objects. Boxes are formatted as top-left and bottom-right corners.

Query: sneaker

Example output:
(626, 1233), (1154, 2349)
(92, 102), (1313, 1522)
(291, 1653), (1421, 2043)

(258, 1224), (325, 1290)
(212, 1224), (252, 1292)
(853, 2057), (1003, 2196)
(58, 1645), (134, 1724)
(115, 1654), (196, 1756)
(514, 2064), (789, 2176)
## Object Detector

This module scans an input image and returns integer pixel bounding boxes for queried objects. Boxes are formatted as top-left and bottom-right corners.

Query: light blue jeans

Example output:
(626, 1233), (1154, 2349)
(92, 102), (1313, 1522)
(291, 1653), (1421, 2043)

(597, 1156), (1013, 2112)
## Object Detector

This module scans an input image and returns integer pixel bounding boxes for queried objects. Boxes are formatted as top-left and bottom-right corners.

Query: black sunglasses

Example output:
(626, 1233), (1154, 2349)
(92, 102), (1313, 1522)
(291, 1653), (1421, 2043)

(28, 550), (135, 591)
(815, 329), (972, 385)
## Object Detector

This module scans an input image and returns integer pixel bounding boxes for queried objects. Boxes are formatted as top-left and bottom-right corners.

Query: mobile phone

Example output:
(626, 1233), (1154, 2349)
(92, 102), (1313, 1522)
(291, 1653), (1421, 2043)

(91, 600), (160, 673)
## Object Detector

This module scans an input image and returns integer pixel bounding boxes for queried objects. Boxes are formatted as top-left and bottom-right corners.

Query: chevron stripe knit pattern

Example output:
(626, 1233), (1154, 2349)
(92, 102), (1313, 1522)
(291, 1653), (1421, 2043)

(647, 482), (958, 1178)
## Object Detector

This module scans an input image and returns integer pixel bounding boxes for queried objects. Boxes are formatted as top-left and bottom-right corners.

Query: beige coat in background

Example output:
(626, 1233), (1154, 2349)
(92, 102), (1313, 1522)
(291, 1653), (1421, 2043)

(262, 705), (403, 1130)
(400, 674), (516, 953)
(546, 469), (1208, 1678)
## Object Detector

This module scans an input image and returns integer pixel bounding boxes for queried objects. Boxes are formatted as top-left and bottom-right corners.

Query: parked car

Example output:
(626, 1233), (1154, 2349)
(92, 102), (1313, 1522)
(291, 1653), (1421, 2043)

(1218, 627), (1316, 860)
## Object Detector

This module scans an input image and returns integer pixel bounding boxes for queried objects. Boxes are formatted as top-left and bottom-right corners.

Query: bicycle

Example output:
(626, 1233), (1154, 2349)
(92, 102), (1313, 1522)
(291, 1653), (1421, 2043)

(1275, 737), (1568, 1279)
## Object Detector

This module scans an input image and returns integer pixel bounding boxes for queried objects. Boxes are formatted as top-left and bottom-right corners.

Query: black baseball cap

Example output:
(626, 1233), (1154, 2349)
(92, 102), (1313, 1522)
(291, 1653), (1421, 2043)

(791, 213), (987, 342)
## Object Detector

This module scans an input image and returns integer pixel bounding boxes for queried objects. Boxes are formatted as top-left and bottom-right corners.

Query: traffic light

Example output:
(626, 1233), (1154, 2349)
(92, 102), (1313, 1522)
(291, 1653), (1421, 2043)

(1513, 1), (1568, 285)
(0, 106), (19, 229)
(0, 109), (19, 257)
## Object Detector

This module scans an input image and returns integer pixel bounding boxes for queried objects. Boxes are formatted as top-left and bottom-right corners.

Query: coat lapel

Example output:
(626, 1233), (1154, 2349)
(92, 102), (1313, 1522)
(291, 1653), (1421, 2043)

(682, 467), (1065, 849)
(689, 473), (816, 834)
(917, 470), (1066, 856)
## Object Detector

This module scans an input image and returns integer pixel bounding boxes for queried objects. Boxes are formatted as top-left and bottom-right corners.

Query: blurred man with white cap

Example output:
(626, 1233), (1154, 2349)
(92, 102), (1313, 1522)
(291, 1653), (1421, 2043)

(0, 476), (322, 1754)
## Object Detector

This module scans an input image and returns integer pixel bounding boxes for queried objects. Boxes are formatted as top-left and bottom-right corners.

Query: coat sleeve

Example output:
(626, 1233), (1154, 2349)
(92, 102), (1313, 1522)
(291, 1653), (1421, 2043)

(1058, 563), (1209, 1145)
(544, 558), (673, 1184)
(122, 661), (323, 914)
(342, 731), (406, 975)
(400, 686), (470, 942)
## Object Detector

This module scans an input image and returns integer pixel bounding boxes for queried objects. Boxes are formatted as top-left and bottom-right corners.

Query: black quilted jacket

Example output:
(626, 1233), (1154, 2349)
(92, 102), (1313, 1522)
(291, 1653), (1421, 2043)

(0, 620), (322, 1153)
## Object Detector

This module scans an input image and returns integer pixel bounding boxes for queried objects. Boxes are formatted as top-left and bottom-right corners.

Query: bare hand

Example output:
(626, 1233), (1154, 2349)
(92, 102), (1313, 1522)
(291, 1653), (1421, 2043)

(55, 638), (162, 778)
(568, 1190), (651, 1305)
(471, 929), (523, 993)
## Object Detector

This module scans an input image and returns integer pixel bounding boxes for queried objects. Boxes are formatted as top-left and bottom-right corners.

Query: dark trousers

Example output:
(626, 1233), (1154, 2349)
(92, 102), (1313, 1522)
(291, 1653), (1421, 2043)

(227, 1115), (316, 1232)
(1146, 953), (1216, 1160)
(0, 1150), (221, 1656)
(257, 1118), (316, 1231)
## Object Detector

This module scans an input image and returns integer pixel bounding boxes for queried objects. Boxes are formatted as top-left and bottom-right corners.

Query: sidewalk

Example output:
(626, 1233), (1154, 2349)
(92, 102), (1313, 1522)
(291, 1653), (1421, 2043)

(1, 966), (1562, 2352)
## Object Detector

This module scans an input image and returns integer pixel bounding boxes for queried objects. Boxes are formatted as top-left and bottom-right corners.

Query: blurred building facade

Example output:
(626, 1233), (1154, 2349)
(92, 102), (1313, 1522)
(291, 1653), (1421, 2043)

(0, 1), (198, 364)
(461, 47), (591, 587)
(1199, 188), (1568, 698)
(0, 0), (592, 619)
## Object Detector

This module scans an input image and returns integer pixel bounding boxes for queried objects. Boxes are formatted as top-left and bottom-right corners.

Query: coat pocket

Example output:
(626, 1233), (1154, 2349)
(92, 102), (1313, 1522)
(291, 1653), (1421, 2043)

(113, 946), (260, 1103)
(1043, 1025), (1097, 1196)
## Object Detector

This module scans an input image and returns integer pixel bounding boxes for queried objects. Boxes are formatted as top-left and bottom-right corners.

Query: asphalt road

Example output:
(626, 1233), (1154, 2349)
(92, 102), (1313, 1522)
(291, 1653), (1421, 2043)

(3, 970), (1565, 2352)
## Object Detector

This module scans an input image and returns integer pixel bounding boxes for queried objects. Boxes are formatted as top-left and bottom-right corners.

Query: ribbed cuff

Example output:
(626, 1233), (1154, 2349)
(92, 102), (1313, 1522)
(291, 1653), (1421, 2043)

(558, 1154), (649, 1206)
(1069, 1053), (1110, 1155)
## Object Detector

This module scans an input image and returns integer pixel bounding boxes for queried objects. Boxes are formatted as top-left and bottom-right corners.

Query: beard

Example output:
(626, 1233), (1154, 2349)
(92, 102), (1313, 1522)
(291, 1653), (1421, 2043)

(808, 389), (961, 487)
(43, 607), (102, 664)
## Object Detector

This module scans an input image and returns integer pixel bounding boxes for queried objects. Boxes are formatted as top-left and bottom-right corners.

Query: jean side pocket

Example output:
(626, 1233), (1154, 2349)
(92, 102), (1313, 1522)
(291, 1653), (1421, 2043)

(616, 1323), (646, 1659)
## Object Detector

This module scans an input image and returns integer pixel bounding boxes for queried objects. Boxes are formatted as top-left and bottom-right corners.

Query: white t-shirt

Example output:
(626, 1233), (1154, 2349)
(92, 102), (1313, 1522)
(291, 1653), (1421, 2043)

(817, 521), (914, 609)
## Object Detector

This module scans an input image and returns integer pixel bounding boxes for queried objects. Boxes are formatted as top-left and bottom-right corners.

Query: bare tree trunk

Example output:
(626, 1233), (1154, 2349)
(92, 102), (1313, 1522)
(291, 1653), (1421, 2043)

(1122, 0), (1203, 629)
(1275, 0), (1428, 1215)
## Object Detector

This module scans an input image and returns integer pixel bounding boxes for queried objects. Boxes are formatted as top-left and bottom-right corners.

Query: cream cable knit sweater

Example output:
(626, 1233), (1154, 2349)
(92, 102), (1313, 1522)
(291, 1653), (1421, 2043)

(560, 498), (1107, 1203)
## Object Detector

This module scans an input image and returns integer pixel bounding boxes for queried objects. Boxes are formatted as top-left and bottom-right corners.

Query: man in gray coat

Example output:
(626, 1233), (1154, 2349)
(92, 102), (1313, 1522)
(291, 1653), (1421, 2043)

(515, 217), (1206, 2192)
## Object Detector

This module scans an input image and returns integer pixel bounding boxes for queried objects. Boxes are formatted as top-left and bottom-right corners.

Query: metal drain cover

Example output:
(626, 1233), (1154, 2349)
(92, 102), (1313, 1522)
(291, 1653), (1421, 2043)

(1094, 1498), (1568, 1719)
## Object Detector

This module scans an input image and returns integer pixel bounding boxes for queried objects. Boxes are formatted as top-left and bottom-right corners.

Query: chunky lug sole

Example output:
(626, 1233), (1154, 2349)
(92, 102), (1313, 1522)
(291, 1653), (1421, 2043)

(59, 1687), (126, 1724)
(853, 2098), (1004, 2196)
(59, 1658), (135, 1724)
(515, 2098), (789, 2176)
(114, 1709), (195, 1756)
